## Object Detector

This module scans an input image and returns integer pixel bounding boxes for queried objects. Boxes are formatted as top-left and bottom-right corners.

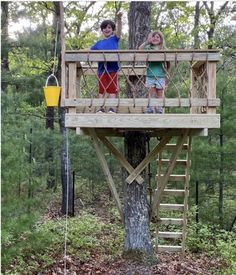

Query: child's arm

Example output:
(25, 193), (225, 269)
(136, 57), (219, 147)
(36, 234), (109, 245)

(138, 41), (147, 50)
(138, 32), (153, 50)
(116, 12), (123, 38)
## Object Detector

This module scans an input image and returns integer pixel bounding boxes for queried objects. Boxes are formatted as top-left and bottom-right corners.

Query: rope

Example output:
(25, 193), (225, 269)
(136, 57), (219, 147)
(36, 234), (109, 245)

(64, 127), (70, 274)
(52, 21), (59, 75)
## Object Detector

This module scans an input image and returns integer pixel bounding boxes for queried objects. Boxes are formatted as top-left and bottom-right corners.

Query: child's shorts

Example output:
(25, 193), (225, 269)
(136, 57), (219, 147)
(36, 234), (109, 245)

(146, 77), (165, 89)
(98, 72), (118, 94)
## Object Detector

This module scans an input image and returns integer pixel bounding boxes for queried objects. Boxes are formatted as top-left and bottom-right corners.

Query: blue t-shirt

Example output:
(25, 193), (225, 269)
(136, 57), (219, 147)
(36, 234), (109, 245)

(91, 35), (119, 75)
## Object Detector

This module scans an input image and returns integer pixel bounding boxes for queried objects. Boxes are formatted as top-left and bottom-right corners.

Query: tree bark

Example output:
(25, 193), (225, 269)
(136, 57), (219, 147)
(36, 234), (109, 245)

(193, 1), (201, 49)
(58, 1), (74, 216)
(1, 1), (10, 92)
(124, 2), (154, 261)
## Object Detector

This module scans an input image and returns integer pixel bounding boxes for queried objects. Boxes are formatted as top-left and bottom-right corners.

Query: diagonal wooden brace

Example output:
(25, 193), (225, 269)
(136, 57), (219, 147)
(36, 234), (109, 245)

(125, 134), (172, 184)
(98, 135), (144, 184)
(88, 129), (124, 223)
(151, 130), (189, 218)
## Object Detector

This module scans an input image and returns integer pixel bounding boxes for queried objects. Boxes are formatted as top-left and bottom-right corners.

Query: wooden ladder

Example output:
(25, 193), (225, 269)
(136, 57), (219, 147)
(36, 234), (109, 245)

(154, 136), (192, 253)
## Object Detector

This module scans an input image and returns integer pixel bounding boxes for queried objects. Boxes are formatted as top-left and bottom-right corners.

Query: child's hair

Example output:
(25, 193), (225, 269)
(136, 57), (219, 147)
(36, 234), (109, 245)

(100, 20), (116, 31)
(151, 30), (166, 49)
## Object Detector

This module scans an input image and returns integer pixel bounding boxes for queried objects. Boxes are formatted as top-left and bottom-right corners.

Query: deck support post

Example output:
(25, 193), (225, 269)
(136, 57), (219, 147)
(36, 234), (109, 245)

(125, 133), (172, 184)
(88, 129), (124, 223)
(98, 135), (144, 184)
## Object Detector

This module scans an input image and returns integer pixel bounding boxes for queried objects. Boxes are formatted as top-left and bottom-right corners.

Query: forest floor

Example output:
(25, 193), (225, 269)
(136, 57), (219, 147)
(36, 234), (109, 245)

(43, 194), (227, 275)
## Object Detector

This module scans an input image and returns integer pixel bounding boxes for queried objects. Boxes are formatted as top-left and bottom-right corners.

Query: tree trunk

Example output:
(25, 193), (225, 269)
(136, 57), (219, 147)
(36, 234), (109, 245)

(1, 1), (10, 92)
(124, 2), (154, 261)
(59, 107), (74, 216)
(57, 1), (74, 216)
(193, 1), (201, 49)
(203, 1), (229, 49)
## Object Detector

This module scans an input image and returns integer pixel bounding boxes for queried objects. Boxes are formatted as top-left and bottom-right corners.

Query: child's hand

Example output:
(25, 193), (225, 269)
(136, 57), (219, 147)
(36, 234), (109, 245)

(117, 12), (123, 19)
(147, 32), (153, 43)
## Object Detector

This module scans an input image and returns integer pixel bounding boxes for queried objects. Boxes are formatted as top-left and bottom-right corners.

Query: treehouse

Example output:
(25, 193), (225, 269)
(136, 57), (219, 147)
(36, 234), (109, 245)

(61, 49), (220, 253)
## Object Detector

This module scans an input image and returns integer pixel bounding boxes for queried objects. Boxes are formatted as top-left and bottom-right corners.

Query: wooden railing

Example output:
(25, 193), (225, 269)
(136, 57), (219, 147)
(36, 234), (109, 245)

(61, 49), (220, 115)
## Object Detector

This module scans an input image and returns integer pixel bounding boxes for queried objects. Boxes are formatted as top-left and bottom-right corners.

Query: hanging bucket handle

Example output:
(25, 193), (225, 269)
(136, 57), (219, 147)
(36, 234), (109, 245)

(45, 74), (59, 87)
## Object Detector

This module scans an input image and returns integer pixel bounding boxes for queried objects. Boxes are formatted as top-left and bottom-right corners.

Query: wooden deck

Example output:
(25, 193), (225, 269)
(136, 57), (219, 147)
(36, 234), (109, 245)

(65, 113), (220, 129)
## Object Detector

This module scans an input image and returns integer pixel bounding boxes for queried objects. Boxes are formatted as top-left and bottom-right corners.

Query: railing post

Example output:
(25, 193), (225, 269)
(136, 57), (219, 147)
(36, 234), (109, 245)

(68, 62), (77, 113)
(190, 61), (206, 114)
(206, 62), (217, 114)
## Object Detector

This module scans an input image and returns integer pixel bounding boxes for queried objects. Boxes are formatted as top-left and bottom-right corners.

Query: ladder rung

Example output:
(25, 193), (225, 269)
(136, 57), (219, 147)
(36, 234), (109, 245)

(158, 245), (182, 252)
(165, 144), (188, 151)
(159, 218), (184, 225)
(163, 189), (185, 196)
(157, 174), (186, 181)
(160, 203), (184, 211)
(158, 231), (182, 239)
(159, 159), (187, 165)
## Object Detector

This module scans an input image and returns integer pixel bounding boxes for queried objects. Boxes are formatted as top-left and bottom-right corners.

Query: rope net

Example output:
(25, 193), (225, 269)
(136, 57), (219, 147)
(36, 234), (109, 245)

(66, 51), (217, 114)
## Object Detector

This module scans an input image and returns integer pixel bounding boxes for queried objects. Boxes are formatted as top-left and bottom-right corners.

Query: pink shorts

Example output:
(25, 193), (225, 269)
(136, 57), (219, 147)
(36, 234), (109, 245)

(98, 72), (118, 94)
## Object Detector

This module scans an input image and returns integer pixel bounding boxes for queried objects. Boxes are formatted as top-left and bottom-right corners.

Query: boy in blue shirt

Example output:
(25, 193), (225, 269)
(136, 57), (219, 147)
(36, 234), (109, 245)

(91, 13), (123, 113)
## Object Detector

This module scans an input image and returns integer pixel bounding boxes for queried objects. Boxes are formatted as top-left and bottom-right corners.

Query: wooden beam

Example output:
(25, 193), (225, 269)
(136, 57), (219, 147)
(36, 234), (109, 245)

(125, 134), (172, 184)
(81, 65), (147, 76)
(206, 62), (217, 114)
(65, 114), (220, 129)
(151, 130), (188, 217)
(68, 63), (77, 113)
(64, 98), (220, 108)
(65, 50), (220, 63)
(98, 135), (144, 184)
(76, 128), (208, 137)
(88, 129), (124, 223)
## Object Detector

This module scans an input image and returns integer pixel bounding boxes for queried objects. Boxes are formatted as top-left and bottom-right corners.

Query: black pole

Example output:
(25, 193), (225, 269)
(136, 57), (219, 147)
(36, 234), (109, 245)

(72, 170), (75, 216)
(196, 180), (199, 224)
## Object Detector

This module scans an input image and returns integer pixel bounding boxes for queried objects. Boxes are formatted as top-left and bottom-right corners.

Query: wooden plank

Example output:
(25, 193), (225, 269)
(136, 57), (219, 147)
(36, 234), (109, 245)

(206, 62), (217, 114)
(163, 189), (185, 196)
(182, 136), (192, 253)
(165, 144), (188, 151)
(68, 63), (77, 113)
(125, 134), (172, 184)
(160, 204), (184, 211)
(64, 98), (220, 108)
(159, 218), (183, 225)
(160, 159), (188, 165)
(158, 245), (182, 252)
(65, 50), (220, 63)
(88, 129), (124, 223)
(157, 175), (186, 181)
(65, 114), (221, 129)
(82, 65), (147, 76)
(76, 128), (208, 137)
(158, 232), (182, 239)
(151, 131), (188, 217)
(98, 135), (144, 184)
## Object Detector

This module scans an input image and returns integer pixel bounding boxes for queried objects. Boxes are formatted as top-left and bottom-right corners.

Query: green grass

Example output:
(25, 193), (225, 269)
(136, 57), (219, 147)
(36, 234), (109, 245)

(2, 211), (124, 274)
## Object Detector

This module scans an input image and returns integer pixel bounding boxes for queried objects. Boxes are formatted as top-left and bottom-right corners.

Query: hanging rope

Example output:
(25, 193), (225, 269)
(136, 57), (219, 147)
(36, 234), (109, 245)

(52, 21), (59, 76)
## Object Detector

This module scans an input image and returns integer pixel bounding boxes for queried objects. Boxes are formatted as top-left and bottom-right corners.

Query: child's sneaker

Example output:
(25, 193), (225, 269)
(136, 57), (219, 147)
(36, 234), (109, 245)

(108, 108), (116, 113)
(156, 107), (164, 114)
(97, 107), (105, 113)
(145, 107), (154, 113)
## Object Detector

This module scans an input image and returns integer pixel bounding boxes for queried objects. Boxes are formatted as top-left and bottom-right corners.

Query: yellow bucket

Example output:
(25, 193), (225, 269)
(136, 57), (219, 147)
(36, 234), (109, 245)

(43, 74), (61, 107)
